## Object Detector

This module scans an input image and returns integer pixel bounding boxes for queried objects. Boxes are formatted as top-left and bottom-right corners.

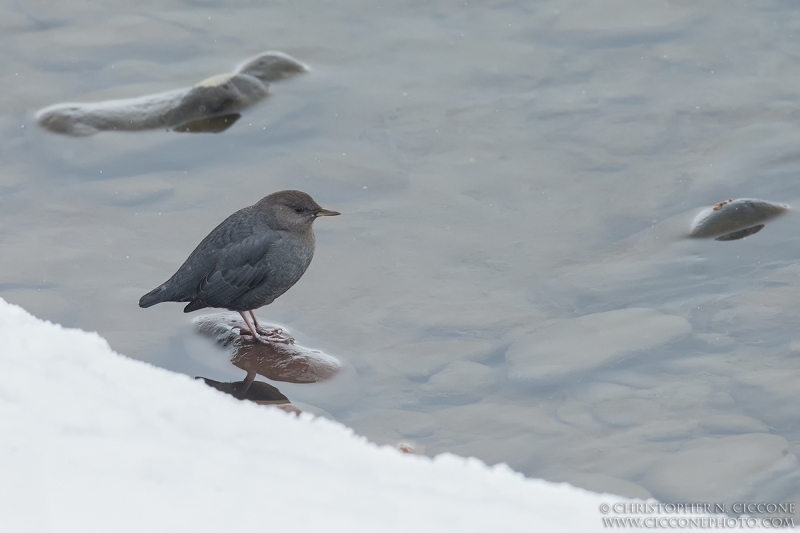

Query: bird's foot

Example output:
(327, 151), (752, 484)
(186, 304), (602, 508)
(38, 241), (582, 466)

(255, 325), (295, 344)
(256, 325), (282, 336)
(236, 327), (295, 345)
(259, 331), (295, 345)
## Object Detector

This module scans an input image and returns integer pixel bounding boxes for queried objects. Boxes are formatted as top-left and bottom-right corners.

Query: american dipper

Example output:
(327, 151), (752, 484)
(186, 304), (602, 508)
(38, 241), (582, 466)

(139, 190), (339, 342)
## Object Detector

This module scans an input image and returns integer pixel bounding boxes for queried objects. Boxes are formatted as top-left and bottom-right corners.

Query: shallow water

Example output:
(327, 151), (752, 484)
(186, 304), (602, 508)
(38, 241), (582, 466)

(4, 0), (800, 505)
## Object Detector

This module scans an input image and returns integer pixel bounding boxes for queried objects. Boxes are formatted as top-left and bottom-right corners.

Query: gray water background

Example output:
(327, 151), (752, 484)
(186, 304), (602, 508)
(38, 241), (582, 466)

(3, 0), (800, 505)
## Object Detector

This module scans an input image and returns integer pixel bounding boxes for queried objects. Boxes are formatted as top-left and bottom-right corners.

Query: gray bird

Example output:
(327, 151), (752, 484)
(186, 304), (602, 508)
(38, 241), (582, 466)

(139, 190), (339, 342)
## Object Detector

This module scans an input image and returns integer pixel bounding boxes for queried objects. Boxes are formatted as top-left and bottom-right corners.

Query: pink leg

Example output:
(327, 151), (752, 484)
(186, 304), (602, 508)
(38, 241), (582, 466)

(237, 370), (256, 399)
(238, 310), (294, 344)
(238, 311), (260, 338)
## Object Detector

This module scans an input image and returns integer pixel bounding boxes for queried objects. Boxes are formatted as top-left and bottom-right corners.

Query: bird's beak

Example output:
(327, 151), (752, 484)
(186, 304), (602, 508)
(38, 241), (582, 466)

(315, 209), (340, 217)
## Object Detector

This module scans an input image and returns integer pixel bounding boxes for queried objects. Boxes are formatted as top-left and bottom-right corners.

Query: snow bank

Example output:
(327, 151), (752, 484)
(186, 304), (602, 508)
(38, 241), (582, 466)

(0, 298), (626, 532)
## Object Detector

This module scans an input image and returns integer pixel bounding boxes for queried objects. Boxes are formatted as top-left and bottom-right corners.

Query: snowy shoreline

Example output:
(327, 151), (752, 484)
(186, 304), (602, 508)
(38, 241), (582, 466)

(0, 297), (632, 532)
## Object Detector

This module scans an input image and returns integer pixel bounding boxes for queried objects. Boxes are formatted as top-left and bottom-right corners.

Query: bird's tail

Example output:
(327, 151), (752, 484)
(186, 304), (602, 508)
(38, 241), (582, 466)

(138, 285), (171, 308)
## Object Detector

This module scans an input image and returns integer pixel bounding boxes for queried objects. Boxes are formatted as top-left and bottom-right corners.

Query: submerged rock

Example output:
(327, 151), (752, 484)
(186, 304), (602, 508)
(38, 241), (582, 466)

(689, 198), (789, 241)
(194, 312), (342, 384)
(643, 433), (797, 502)
(36, 51), (307, 136)
(506, 308), (692, 385)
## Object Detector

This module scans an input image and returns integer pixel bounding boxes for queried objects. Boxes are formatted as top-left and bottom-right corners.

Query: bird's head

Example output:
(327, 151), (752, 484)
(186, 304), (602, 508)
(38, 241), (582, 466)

(261, 190), (339, 231)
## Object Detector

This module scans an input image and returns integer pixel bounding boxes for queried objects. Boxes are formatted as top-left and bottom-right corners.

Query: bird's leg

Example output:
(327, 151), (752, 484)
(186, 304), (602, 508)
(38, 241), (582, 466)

(248, 310), (294, 344)
(237, 311), (294, 344)
(237, 370), (256, 399)
(238, 311), (261, 339)
(249, 310), (281, 335)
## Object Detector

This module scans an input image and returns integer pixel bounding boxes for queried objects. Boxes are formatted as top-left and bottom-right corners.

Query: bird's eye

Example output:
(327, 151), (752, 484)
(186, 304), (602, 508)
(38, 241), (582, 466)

(293, 207), (303, 214)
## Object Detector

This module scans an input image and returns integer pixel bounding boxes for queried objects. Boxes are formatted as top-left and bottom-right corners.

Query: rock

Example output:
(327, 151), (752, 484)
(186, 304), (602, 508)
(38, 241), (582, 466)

(506, 308), (691, 384)
(235, 51), (308, 83)
(397, 442), (417, 454)
(160, 73), (268, 129)
(643, 433), (797, 501)
(194, 312), (341, 384)
(689, 198), (789, 240)
(36, 51), (307, 136)
(419, 360), (496, 404)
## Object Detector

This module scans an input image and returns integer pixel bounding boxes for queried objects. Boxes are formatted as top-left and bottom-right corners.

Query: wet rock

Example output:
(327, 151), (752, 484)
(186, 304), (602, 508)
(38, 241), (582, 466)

(643, 434), (797, 501)
(194, 312), (341, 384)
(36, 51), (307, 136)
(506, 308), (691, 384)
(159, 74), (268, 130)
(397, 442), (426, 455)
(689, 198), (789, 241)
(397, 442), (414, 453)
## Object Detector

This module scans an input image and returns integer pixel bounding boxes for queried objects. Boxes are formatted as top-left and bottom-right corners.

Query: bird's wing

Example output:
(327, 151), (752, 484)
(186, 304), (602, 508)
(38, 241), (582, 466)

(190, 233), (277, 309)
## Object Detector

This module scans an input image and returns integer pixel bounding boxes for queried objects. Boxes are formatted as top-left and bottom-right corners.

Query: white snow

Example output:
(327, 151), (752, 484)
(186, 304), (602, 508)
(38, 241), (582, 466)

(0, 298), (631, 532)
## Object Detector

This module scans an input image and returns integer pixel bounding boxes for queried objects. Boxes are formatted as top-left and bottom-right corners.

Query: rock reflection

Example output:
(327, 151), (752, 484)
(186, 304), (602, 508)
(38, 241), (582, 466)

(173, 113), (241, 134)
(194, 312), (342, 384)
(36, 51), (307, 136)
(198, 376), (286, 402)
(197, 377), (301, 414)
